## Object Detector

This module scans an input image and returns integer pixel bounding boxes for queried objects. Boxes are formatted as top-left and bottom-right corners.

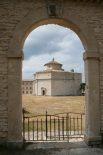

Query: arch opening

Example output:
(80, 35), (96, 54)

(22, 23), (85, 143)
(8, 18), (99, 58)
(8, 16), (101, 145)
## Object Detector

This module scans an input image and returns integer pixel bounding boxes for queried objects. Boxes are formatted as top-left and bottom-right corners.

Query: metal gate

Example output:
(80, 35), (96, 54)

(23, 109), (85, 142)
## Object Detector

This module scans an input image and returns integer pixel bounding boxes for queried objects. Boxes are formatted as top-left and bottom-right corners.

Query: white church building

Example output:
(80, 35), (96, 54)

(33, 59), (82, 96)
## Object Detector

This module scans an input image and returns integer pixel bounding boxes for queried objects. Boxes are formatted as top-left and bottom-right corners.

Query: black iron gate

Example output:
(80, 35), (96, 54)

(23, 109), (85, 142)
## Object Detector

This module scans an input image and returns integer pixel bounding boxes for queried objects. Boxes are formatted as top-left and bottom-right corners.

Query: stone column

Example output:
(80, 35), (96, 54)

(83, 51), (102, 145)
(8, 57), (22, 147)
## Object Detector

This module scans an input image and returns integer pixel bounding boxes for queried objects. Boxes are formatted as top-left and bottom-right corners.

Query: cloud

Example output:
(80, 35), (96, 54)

(22, 24), (84, 81)
(23, 24), (83, 59)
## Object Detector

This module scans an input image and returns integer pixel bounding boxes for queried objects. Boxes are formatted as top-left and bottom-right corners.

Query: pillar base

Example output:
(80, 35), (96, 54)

(84, 134), (102, 146)
(0, 141), (23, 149)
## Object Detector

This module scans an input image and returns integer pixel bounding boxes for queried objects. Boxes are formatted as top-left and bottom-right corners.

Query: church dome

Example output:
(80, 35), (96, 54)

(44, 58), (64, 71)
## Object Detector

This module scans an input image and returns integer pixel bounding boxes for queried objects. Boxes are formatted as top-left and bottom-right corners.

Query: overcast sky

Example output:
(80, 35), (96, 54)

(22, 24), (84, 81)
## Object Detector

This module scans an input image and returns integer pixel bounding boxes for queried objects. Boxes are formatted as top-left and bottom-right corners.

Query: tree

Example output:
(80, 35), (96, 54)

(80, 83), (86, 95)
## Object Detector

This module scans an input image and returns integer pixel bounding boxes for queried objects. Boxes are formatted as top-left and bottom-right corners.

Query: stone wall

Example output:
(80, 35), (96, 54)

(51, 72), (81, 96)
(34, 79), (51, 96)
(0, 0), (103, 144)
(34, 71), (81, 96)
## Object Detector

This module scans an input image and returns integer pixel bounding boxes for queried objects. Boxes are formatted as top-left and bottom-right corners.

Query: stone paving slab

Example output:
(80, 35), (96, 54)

(0, 142), (103, 155)
(25, 141), (87, 150)
(54, 148), (103, 155)
(0, 148), (103, 155)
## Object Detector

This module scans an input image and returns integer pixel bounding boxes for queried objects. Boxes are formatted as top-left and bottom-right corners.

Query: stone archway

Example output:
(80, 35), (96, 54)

(7, 3), (101, 146)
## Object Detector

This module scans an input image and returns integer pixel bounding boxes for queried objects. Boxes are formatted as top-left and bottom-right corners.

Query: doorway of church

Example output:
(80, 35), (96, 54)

(42, 90), (46, 96)
(41, 88), (46, 96)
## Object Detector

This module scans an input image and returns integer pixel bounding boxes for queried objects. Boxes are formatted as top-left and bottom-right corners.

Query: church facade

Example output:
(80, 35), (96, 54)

(33, 59), (82, 96)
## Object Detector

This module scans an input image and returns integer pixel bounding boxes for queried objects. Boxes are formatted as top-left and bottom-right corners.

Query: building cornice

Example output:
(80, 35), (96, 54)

(83, 52), (100, 61)
(35, 70), (81, 74)
(22, 80), (33, 82)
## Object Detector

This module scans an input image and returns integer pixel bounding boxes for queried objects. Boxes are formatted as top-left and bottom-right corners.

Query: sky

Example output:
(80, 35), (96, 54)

(22, 24), (84, 81)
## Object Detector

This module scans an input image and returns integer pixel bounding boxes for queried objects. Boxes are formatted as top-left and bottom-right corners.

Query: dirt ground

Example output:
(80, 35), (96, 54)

(22, 95), (85, 115)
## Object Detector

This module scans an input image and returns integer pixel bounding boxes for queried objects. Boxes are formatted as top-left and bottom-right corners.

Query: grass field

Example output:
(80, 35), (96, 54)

(22, 95), (85, 133)
(22, 95), (85, 115)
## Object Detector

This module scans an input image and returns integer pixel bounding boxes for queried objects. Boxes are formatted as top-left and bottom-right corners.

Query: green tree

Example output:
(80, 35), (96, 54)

(80, 83), (86, 95)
